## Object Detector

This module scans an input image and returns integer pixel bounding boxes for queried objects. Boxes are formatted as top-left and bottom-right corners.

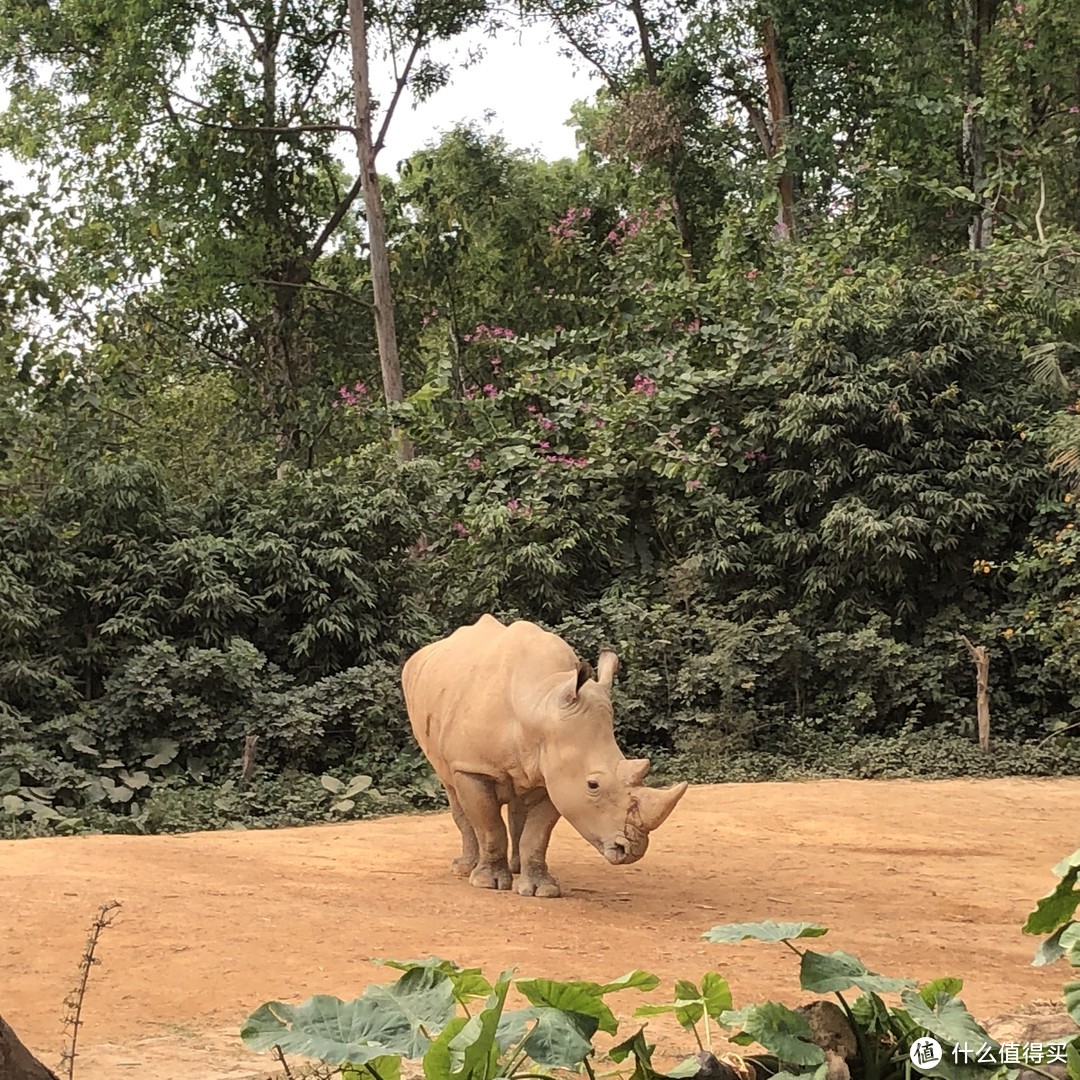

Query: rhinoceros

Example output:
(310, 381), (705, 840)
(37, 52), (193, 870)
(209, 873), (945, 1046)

(401, 614), (688, 897)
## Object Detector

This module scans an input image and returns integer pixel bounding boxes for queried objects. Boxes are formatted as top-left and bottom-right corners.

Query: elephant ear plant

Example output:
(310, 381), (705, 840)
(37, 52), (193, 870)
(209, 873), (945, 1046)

(240, 956), (662, 1080)
(239, 852), (1080, 1080)
(1023, 846), (1080, 1076)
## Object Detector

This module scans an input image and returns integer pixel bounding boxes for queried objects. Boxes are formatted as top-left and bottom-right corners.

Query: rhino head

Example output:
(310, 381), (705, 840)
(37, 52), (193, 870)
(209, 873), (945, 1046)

(539, 648), (688, 865)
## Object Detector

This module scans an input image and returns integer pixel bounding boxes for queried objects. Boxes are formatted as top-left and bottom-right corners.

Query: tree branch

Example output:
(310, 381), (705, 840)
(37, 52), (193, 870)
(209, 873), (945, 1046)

(540, 3), (621, 91)
(374, 29), (425, 156)
(304, 27), (425, 266)
(627, 0), (659, 84)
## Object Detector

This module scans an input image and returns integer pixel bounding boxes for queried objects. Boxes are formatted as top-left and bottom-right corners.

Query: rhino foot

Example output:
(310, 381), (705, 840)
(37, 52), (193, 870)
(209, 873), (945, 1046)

(451, 856), (477, 877)
(515, 873), (561, 898)
(469, 862), (513, 890)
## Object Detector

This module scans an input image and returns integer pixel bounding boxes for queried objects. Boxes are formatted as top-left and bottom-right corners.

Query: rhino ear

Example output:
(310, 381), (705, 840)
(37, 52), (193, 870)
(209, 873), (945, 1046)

(596, 649), (619, 689)
(576, 660), (596, 690)
(559, 661), (595, 708)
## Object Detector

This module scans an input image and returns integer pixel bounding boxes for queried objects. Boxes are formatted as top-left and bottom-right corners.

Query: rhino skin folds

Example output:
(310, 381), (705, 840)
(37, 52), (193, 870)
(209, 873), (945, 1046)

(401, 614), (688, 898)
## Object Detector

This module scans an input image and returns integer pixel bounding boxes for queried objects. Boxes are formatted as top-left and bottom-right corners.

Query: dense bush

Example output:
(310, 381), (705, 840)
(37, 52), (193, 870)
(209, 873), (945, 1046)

(0, 452), (440, 830)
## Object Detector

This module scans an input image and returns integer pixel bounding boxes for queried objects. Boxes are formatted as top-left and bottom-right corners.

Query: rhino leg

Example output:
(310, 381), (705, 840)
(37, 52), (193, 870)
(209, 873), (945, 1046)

(513, 796), (562, 898)
(446, 786), (479, 877)
(453, 772), (513, 891)
(508, 799), (526, 875)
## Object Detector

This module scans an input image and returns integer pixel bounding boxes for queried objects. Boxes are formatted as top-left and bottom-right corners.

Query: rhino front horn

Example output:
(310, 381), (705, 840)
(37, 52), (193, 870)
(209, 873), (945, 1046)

(636, 781), (689, 831)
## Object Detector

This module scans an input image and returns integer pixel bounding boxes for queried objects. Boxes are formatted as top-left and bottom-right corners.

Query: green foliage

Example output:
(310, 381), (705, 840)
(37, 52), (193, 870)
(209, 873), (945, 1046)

(239, 872), (1080, 1080)
(242, 959), (660, 1077)
(0, 452), (440, 832)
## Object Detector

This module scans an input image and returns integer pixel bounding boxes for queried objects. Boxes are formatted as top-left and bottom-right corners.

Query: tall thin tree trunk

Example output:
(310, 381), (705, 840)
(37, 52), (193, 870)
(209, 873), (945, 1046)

(962, 0), (997, 250)
(347, 0), (412, 460)
(762, 17), (796, 240)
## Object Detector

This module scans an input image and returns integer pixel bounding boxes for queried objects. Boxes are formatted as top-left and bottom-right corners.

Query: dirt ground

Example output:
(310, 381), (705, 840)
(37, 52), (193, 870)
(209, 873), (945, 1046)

(3, 777), (1079, 1080)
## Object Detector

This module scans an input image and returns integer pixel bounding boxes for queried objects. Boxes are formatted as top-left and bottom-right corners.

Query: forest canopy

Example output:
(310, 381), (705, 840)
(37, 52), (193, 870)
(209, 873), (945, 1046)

(3, 0), (1080, 834)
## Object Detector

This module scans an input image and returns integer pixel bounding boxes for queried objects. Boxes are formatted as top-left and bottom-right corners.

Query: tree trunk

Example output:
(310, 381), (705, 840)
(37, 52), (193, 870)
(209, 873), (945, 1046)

(346, 0), (412, 460)
(0, 1014), (60, 1080)
(961, 0), (998, 250)
(627, 0), (695, 272)
(762, 17), (796, 240)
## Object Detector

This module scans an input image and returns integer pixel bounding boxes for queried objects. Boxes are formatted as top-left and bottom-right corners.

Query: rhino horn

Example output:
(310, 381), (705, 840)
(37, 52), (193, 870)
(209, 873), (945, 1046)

(596, 649), (620, 688)
(635, 781), (689, 831)
(617, 757), (650, 785)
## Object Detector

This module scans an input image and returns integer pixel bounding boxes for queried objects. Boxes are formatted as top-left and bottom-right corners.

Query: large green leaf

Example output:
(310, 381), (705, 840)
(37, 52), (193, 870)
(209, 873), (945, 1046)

(438, 974), (513, 1080)
(900, 990), (997, 1054)
(849, 991), (893, 1034)
(606, 1026), (657, 1080)
(598, 970), (661, 994)
(702, 972), (734, 1017)
(800, 950), (915, 994)
(424, 1018), (471, 1080)
(703, 922), (829, 944)
(1024, 851), (1080, 936)
(722, 1002), (826, 1067)
(362, 967), (459, 1056)
(1065, 978), (1080, 1026)
(240, 996), (405, 1065)
(240, 968), (456, 1064)
(919, 979), (964, 1006)
(377, 957), (493, 1005)
(344, 1055), (401, 1080)
(1033, 926), (1070, 967)
(519, 1008), (597, 1069)
(515, 978), (618, 1034)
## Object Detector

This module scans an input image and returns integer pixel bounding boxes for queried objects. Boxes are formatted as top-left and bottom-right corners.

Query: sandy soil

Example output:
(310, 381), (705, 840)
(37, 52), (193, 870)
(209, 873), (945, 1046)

(3, 777), (1079, 1080)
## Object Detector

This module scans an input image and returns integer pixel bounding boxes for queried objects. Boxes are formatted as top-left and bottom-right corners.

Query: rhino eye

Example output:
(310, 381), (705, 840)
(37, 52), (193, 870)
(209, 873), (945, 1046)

(587, 779), (600, 792)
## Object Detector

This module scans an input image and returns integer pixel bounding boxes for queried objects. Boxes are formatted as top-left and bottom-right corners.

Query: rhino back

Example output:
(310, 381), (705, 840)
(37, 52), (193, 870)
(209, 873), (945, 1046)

(402, 615), (578, 781)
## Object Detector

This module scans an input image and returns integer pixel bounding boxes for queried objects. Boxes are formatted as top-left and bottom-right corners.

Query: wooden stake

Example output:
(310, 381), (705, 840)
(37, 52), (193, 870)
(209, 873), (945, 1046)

(960, 636), (991, 750)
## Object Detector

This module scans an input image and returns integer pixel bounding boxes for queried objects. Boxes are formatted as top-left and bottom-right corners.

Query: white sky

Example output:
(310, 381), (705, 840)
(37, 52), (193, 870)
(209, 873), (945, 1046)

(374, 22), (597, 172)
(0, 20), (598, 192)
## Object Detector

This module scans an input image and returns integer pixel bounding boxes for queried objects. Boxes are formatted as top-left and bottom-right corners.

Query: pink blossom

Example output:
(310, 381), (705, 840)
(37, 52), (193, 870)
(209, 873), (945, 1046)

(467, 457), (481, 470)
(539, 417), (556, 430)
(482, 384), (498, 399)
(595, 418), (606, 428)
(453, 522), (468, 537)
(1023, 39), (1034, 49)
(539, 440), (550, 450)
(336, 381), (369, 409)
(549, 206), (592, 240)
(687, 479), (702, 491)
(843, 267), (854, 275)
(507, 499), (520, 511)
(1071, 106), (1080, 113)
(747, 269), (759, 280)
(631, 373), (658, 397)
(465, 323), (516, 344)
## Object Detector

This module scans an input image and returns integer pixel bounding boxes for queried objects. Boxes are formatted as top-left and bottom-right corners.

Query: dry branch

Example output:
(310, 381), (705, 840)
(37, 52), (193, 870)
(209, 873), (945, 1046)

(960, 635), (991, 750)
